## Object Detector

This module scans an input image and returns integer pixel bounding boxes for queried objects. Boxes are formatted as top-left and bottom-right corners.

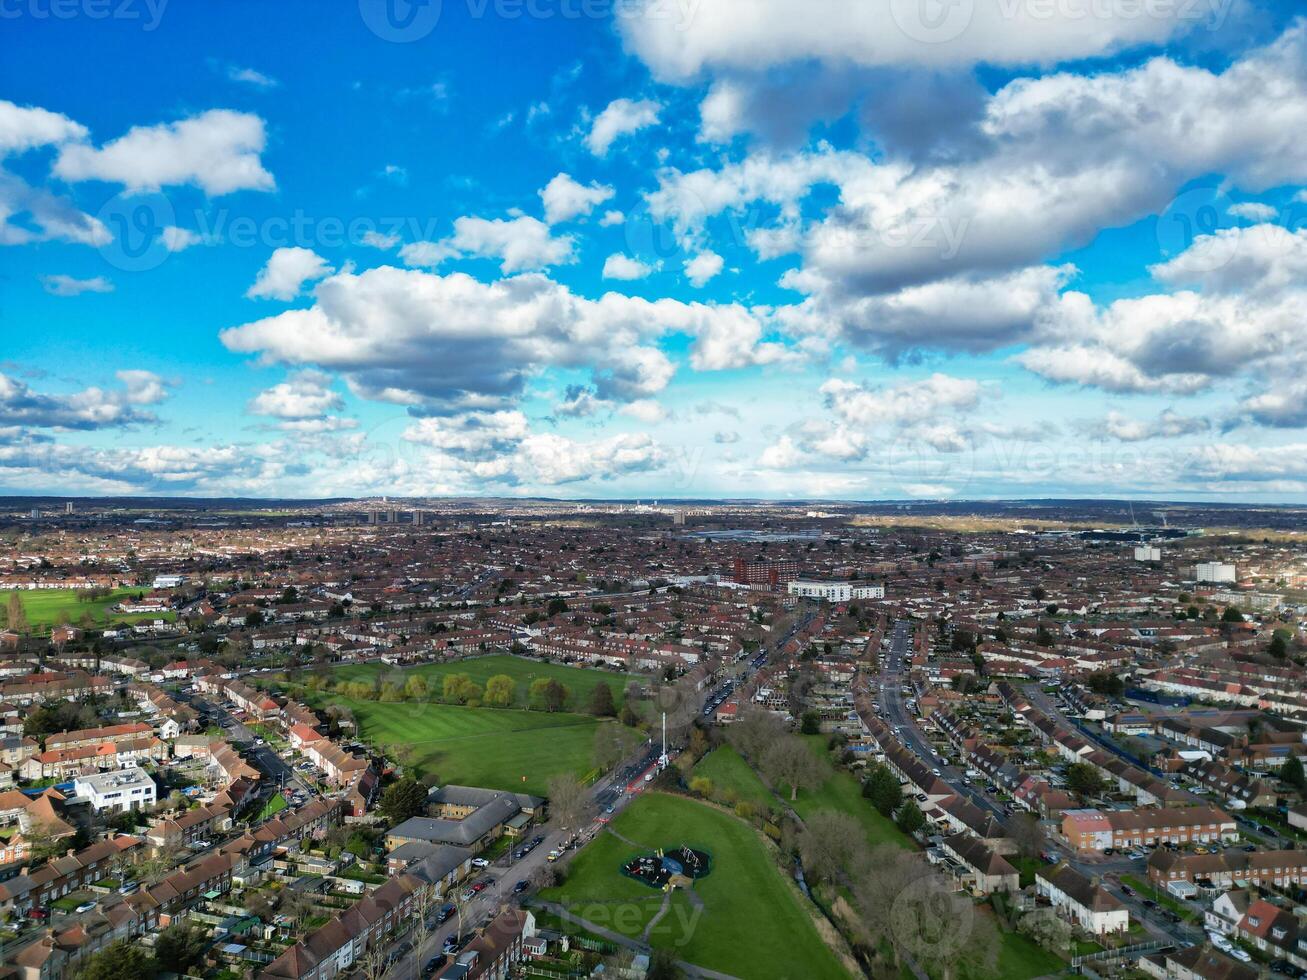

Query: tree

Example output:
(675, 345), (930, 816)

(379, 777), (428, 825)
(442, 672), (482, 704)
(592, 721), (640, 772)
(1269, 630), (1292, 659)
(529, 678), (568, 712)
(546, 772), (593, 829)
(484, 673), (516, 707)
(1222, 605), (1245, 623)
(646, 947), (683, 980)
(727, 706), (786, 762)
(800, 710), (821, 735)
(895, 800), (926, 835)
(5, 592), (27, 634)
(72, 942), (155, 980)
(799, 810), (863, 886)
(1283, 755), (1306, 793)
(863, 762), (903, 817)
(1017, 908), (1073, 956)
(403, 675), (429, 700)
(761, 736), (826, 801)
(1006, 811), (1046, 860)
(546, 597), (568, 617)
(154, 923), (208, 974)
(588, 681), (616, 717)
(1066, 762), (1107, 798)
(1086, 671), (1125, 698)
(851, 846), (995, 980)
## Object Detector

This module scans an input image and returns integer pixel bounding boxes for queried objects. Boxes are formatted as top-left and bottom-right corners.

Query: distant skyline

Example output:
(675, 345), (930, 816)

(4, 1), (1307, 502)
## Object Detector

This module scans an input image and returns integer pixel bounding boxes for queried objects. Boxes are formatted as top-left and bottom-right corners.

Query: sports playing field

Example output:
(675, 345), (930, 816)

(541, 792), (851, 979)
(0, 587), (175, 630)
(308, 693), (644, 796)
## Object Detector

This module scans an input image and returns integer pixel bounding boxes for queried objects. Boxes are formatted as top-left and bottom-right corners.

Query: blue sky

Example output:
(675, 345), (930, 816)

(2, 0), (1307, 500)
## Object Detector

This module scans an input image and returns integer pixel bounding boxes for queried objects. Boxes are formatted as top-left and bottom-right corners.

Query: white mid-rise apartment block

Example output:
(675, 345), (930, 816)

(1196, 562), (1237, 584)
(787, 580), (886, 602)
(1133, 545), (1161, 562)
(74, 766), (157, 813)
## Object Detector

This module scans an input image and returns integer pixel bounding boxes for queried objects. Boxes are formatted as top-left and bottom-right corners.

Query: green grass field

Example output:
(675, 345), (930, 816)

(542, 792), (851, 980)
(309, 693), (639, 796)
(0, 587), (176, 631)
(791, 737), (913, 850)
(324, 654), (643, 713)
(692, 745), (777, 810)
(256, 792), (289, 821)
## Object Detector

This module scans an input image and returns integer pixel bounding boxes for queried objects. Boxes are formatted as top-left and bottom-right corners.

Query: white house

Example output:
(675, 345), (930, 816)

(1036, 864), (1129, 936)
(73, 767), (157, 814)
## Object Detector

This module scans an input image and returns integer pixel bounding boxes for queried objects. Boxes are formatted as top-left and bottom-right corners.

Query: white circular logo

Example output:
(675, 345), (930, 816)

(96, 190), (176, 273)
(359, 0), (443, 42)
(1155, 186), (1239, 273)
(890, 0), (975, 45)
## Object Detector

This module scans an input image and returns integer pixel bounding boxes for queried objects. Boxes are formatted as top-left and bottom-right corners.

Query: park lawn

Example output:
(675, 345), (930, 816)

(791, 736), (914, 850)
(311, 693), (632, 796)
(0, 587), (175, 631)
(959, 917), (1065, 980)
(543, 792), (850, 980)
(322, 654), (643, 713)
(692, 746), (775, 810)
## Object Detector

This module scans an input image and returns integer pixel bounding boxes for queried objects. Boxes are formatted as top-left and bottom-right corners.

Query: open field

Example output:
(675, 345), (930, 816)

(542, 792), (851, 980)
(307, 692), (637, 796)
(691, 746), (775, 810)
(0, 587), (176, 631)
(323, 654), (644, 713)
(793, 736), (913, 850)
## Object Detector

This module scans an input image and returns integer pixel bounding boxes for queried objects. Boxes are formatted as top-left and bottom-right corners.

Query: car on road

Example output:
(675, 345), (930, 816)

(423, 955), (448, 977)
(118, 881), (139, 895)
(460, 887), (476, 901)
(436, 903), (455, 924)
(1120, 885), (1134, 897)
(471, 857), (490, 868)
(189, 839), (211, 850)
(27, 908), (48, 920)
(471, 880), (489, 893)
(513, 879), (529, 894)
(442, 935), (466, 954)
(74, 901), (97, 913)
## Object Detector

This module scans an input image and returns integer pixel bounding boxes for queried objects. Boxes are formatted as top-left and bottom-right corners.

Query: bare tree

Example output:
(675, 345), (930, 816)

(727, 706), (786, 762)
(546, 773), (593, 830)
(798, 810), (864, 886)
(592, 721), (641, 773)
(851, 847), (997, 980)
(361, 940), (387, 980)
(1006, 812), (1046, 860)
(761, 735), (826, 801)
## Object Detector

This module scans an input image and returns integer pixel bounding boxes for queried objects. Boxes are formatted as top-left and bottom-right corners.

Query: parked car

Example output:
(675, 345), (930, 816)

(74, 901), (97, 914)
(423, 955), (448, 977)
(436, 903), (455, 924)
(27, 908), (48, 920)
(513, 879), (529, 894)
(471, 857), (490, 868)
(117, 881), (139, 895)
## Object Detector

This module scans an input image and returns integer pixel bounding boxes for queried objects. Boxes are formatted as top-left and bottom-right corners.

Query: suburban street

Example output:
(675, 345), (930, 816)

(872, 619), (1200, 953)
